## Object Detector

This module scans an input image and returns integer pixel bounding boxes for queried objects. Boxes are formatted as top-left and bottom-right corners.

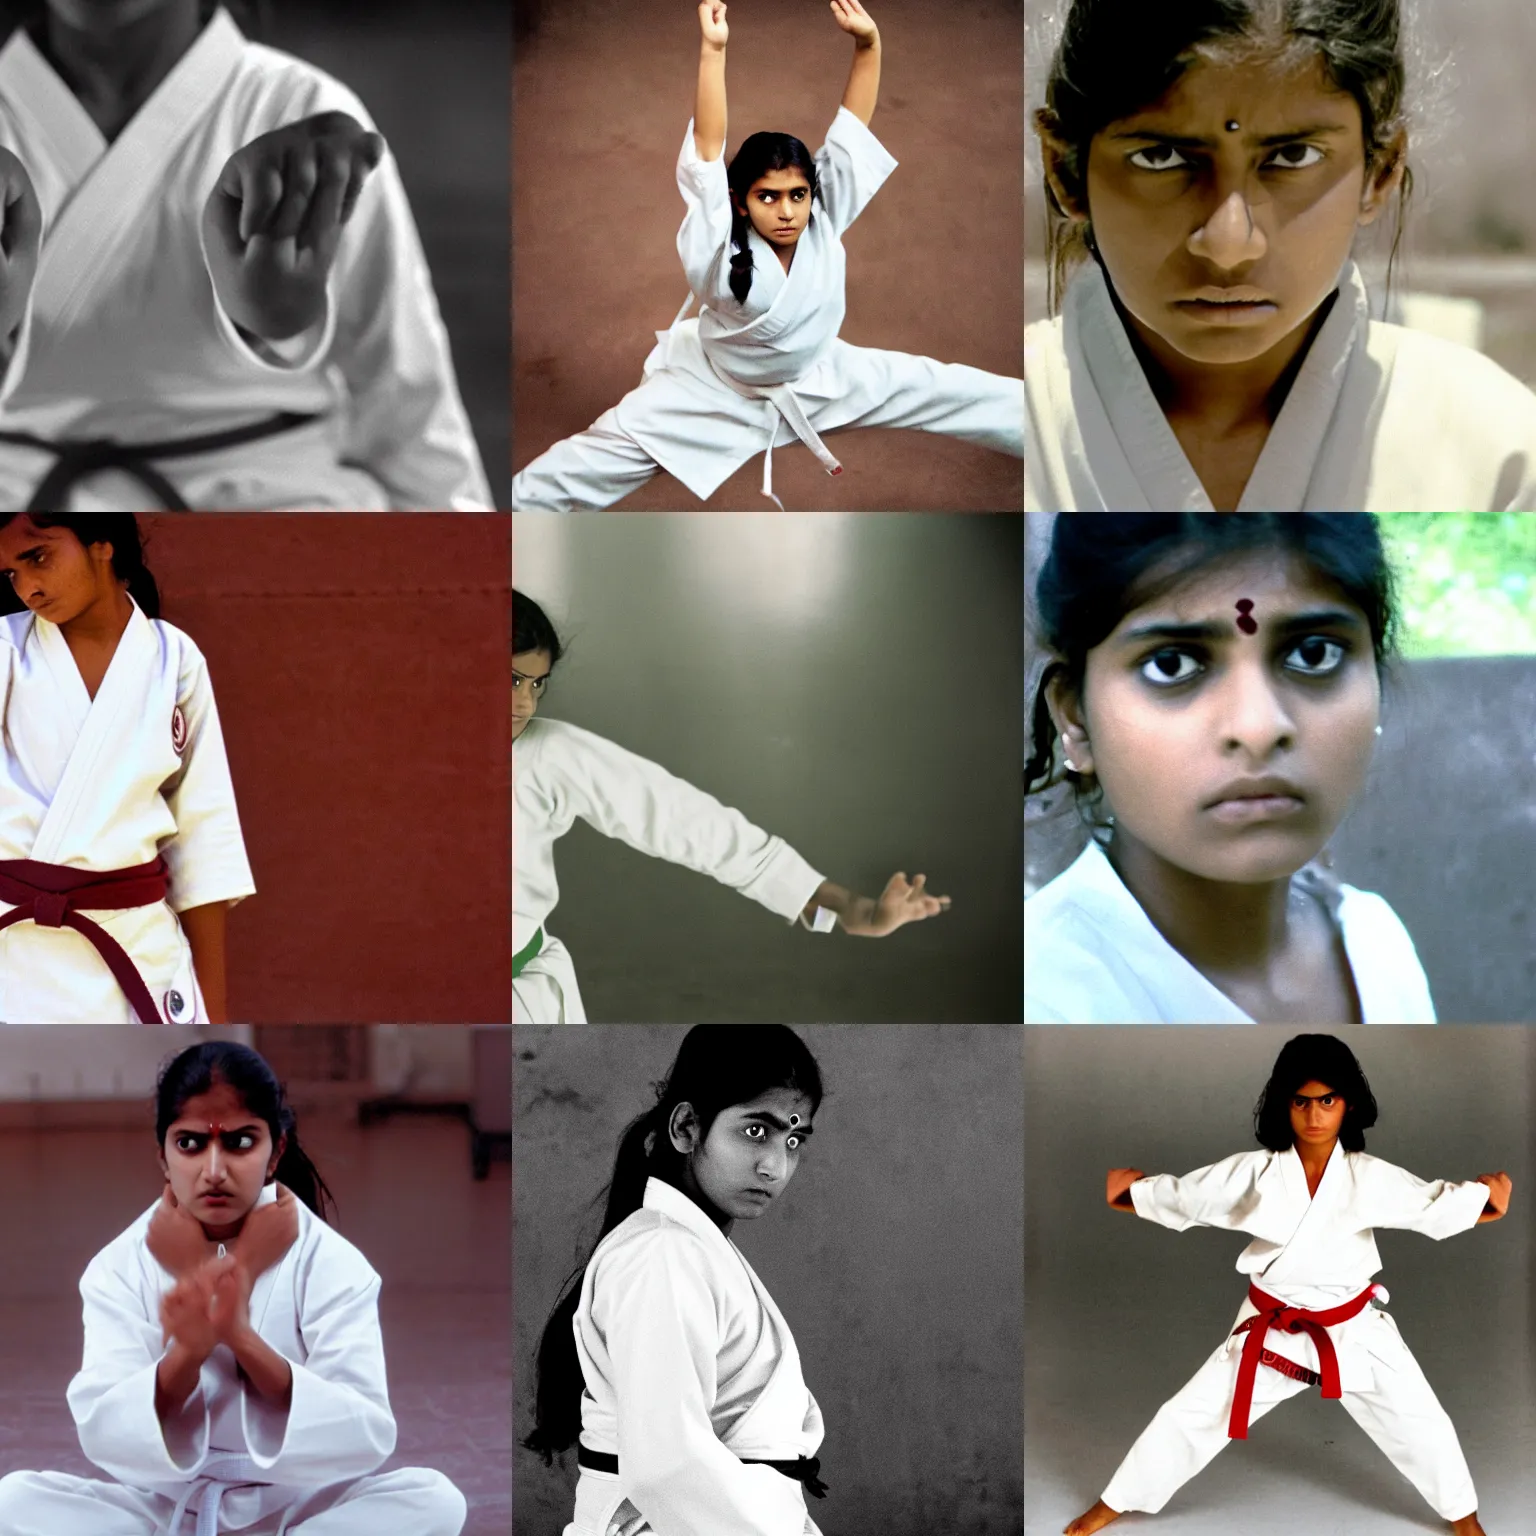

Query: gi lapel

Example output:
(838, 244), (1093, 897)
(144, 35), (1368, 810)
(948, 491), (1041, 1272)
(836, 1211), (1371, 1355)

(1259, 1143), (1345, 1287)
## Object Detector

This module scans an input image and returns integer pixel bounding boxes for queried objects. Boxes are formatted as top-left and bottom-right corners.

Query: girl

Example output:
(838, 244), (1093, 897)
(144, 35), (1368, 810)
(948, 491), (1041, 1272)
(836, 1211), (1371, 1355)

(0, 0), (492, 511)
(511, 0), (1024, 512)
(513, 590), (951, 1023)
(1024, 513), (1433, 1024)
(1068, 1033), (1510, 1536)
(0, 1039), (467, 1536)
(1026, 0), (1536, 512)
(526, 1023), (829, 1536)
(0, 514), (253, 1023)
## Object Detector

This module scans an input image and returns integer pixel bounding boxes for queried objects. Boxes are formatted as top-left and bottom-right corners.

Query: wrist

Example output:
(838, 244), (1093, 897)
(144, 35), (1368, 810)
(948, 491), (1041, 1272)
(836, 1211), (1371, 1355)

(701, 40), (726, 56)
(855, 31), (880, 50)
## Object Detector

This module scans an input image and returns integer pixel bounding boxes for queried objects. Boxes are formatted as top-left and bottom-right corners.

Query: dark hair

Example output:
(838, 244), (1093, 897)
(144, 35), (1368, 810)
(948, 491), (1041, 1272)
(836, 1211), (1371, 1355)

(524, 1024), (825, 1463)
(0, 514), (162, 619)
(1253, 1032), (1378, 1151)
(1035, 0), (1414, 316)
(0, 1), (269, 42)
(513, 588), (563, 666)
(1025, 513), (1400, 840)
(155, 1041), (337, 1223)
(725, 133), (821, 306)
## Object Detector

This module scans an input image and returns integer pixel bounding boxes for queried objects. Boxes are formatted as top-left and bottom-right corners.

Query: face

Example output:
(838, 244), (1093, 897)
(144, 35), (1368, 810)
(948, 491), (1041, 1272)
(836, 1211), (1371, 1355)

(512, 649), (552, 742)
(1055, 550), (1381, 884)
(0, 520), (119, 625)
(159, 1082), (283, 1239)
(1289, 1078), (1347, 1148)
(735, 169), (813, 250)
(671, 1085), (815, 1224)
(1074, 52), (1402, 369)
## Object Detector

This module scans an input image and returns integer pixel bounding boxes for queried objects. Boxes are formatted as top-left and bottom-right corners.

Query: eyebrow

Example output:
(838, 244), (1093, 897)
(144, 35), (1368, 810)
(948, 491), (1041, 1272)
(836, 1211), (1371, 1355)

(1108, 123), (1353, 149)
(172, 1123), (262, 1136)
(746, 1112), (814, 1137)
(1115, 609), (1366, 646)
(1292, 1091), (1339, 1102)
(512, 667), (550, 682)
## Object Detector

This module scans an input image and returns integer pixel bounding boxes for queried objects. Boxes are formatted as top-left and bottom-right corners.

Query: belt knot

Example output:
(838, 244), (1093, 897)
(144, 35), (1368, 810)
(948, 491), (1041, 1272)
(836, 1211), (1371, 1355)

(32, 892), (70, 928)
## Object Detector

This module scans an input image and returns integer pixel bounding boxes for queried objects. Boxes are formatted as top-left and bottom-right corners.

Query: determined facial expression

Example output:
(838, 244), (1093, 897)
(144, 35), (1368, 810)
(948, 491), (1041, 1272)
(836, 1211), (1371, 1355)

(512, 649), (552, 743)
(678, 1086), (815, 1223)
(1290, 1078), (1347, 1148)
(159, 1082), (282, 1240)
(1073, 551), (1380, 884)
(735, 169), (813, 251)
(0, 520), (116, 626)
(1083, 53), (1401, 369)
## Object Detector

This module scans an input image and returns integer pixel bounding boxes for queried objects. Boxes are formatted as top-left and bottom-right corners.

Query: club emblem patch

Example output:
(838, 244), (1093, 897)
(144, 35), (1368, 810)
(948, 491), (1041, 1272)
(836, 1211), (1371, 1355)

(171, 705), (188, 756)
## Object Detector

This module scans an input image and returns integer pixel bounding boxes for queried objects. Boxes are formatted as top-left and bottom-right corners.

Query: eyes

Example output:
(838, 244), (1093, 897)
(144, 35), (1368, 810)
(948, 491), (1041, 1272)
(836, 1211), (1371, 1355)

(1138, 636), (1350, 688)
(173, 1132), (258, 1154)
(1294, 1095), (1339, 1109)
(755, 188), (809, 204)
(513, 676), (548, 693)
(1127, 142), (1327, 174)
(744, 1123), (805, 1150)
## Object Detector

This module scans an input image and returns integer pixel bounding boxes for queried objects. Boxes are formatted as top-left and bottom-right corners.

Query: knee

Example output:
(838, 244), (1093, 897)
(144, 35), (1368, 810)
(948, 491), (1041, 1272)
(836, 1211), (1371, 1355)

(413, 1469), (467, 1536)
(0, 1472), (42, 1530)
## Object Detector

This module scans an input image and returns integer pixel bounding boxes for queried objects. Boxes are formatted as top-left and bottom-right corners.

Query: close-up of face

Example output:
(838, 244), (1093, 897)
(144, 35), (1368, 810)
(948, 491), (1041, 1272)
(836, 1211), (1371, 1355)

(512, 648), (552, 742)
(0, 520), (120, 626)
(671, 1084), (815, 1225)
(1288, 1077), (1347, 1149)
(735, 168), (814, 250)
(158, 1080), (284, 1240)
(1072, 51), (1402, 370)
(1055, 548), (1382, 885)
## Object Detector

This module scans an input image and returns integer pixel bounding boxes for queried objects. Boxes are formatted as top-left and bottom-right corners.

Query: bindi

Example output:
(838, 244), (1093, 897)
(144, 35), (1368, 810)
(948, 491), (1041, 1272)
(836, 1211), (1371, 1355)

(1235, 599), (1258, 635)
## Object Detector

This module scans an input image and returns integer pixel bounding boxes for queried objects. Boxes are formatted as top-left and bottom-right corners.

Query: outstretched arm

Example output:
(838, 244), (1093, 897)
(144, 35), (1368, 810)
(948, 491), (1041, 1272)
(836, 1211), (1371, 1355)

(801, 872), (950, 937)
(695, 3), (729, 160)
(1475, 1171), (1512, 1225)
(832, 0), (881, 126)
(1107, 1168), (1145, 1212)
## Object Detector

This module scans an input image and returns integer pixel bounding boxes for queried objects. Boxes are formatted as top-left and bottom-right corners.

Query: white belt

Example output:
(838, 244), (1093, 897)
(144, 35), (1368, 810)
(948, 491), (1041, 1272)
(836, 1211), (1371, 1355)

(167, 1453), (274, 1536)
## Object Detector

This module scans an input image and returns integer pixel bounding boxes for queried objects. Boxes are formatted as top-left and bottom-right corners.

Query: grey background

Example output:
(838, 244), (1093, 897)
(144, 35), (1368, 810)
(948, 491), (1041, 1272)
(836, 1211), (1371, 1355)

(514, 513), (1024, 1024)
(1023, 513), (1536, 1024)
(513, 1023), (1025, 1536)
(1024, 1026), (1535, 1535)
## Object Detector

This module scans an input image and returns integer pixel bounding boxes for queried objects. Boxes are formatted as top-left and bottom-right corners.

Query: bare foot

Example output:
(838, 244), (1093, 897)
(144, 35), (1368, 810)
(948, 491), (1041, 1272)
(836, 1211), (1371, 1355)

(1449, 1516), (1485, 1536)
(1065, 1500), (1123, 1535)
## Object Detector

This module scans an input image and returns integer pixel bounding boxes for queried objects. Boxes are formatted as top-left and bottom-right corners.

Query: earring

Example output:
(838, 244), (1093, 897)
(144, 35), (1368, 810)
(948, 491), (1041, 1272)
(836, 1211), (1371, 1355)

(1374, 725), (1383, 737)
(1060, 734), (1078, 773)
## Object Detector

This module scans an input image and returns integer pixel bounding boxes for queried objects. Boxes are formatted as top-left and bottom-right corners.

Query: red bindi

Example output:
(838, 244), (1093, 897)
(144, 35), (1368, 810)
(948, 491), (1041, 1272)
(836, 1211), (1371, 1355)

(1235, 599), (1258, 636)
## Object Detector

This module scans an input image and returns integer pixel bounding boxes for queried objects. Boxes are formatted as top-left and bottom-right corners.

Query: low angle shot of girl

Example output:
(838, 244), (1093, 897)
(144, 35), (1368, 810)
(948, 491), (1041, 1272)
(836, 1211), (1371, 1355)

(0, 1039), (467, 1535)
(0, 0), (492, 510)
(513, 590), (951, 1024)
(511, 0), (1024, 512)
(1024, 512), (1434, 1025)
(525, 1023), (829, 1536)
(0, 513), (253, 1024)
(1065, 1033), (1511, 1536)
(1025, 0), (1536, 512)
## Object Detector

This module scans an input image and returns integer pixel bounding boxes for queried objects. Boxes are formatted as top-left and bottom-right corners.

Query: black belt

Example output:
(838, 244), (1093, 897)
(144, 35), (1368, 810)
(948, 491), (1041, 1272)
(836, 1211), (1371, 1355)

(0, 411), (321, 511)
(577, 1442), (828, 1499)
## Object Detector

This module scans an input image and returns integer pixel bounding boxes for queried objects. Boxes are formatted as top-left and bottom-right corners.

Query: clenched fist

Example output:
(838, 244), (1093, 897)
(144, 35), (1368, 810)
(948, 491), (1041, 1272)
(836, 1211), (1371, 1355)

(0, 147), (42, 341)
(1475, 1170), (1512, 1222)
(202, 111), (384, 341)
(1106, 1168), (1145, 1210)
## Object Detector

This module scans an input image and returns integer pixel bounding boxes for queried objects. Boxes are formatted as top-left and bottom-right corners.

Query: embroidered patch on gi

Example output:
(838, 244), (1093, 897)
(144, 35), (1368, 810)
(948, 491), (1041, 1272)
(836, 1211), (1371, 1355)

(171, 705), (188, 756)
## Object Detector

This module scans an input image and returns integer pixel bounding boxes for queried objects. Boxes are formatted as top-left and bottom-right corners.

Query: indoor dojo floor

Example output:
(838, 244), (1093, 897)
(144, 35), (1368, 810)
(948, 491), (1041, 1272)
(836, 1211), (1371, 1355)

(0, 1113), (510, 1536)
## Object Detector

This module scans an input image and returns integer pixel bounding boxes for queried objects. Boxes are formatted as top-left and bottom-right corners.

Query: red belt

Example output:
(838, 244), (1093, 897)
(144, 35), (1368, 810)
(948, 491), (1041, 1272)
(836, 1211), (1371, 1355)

(0, 857), (171, 1024)
(1227, 1280), (1378, 1439)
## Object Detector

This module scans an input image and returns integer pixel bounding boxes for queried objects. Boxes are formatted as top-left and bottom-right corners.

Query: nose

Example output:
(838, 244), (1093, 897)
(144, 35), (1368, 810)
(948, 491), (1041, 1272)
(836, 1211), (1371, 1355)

(1187, 188), (1268, 270)
(756, 1144), (788, 1183)
(206, 1141), (224, 1182)
(1217, 660), (1296, 757)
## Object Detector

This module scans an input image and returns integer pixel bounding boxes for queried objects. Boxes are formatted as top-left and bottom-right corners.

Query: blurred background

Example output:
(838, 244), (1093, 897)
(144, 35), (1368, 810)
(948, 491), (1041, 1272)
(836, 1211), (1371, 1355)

(0, 1024), (512, 1536)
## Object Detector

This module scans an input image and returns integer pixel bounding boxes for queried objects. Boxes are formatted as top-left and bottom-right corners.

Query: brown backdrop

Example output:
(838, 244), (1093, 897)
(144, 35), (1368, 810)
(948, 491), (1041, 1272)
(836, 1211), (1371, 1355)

(142, 516), (510, 1024)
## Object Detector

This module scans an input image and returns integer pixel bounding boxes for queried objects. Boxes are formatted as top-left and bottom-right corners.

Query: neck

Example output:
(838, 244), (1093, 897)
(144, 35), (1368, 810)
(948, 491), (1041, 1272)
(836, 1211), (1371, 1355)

(60, 581), (135, 648)
(1296, 1138), (1337, 1174)
(674, 1167), (733, 1236)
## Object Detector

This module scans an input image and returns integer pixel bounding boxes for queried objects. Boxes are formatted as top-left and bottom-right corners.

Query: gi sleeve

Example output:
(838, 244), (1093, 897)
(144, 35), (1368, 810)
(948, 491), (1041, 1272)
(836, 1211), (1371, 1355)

(161, 639), (256, 914)
(812, 106), (898, 237)
(1130, 1153), (1267, 1233)
(601, 1227), (813, 1536)
(676, 117), (735, 301)
(1361, 1158), (1491, 1239)
(557, 724), (824, 923)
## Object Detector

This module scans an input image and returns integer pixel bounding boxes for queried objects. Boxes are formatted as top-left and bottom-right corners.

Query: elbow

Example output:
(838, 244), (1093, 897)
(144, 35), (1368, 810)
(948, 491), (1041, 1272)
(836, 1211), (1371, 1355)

(628, 1453), (696, 1510)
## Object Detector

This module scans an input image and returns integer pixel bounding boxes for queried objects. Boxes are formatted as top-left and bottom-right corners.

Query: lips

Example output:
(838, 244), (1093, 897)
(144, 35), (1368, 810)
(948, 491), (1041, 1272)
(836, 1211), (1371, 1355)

(1204, 776), (1305, 808)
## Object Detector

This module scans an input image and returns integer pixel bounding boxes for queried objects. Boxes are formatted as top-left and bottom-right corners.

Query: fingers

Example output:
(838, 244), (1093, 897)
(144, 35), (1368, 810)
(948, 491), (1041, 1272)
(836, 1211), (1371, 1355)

(238, 154), (287, 243)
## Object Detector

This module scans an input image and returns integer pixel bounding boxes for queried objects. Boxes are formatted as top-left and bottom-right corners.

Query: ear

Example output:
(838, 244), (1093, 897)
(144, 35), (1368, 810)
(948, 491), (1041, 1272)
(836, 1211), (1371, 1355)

(1045, 668), (1094, 776)
(266, 1130), (287, 1181)
(1034, 109), (1090, 222)
(667, 1101), (701, 1156)
(1358, 131), (1407, 227)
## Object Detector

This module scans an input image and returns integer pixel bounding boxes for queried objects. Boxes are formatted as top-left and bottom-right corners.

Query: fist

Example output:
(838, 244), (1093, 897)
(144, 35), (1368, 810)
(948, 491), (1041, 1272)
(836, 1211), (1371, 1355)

(1476, 1171), (1512, 1219)
(863, 871), (952, 937)
(0, 146), (42, 337)
(160, 1257), (230, 1359)
(1106, 1168), (1144, 1209)
(698, 2), (728, 46)
(147, 1185), (216, 1280)
(202, 111), (385, 340)
(230, 1184), (299, 1284)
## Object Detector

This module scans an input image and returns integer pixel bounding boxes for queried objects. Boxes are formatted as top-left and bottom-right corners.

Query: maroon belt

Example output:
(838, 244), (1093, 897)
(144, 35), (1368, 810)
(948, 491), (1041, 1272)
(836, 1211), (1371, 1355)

(1227, 1280), (1377, 1439)
(0, 857), (172, 1024)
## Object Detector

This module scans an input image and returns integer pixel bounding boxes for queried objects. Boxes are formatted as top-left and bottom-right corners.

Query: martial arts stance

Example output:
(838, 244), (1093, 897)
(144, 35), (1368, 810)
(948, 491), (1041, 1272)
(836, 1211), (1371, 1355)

(527, 1024), (828, 1536)
(1025, 513), (1435, 1024)
(0, 1039), (466, 1536)
(0, 514), (253, 1024)
(512, 0), (1023, 512)
(1027, 0), (1536, 511)
(0, 0), (491, 510)
(514, 592), (950, 1023)
(1067, 1034), (1509, 1536)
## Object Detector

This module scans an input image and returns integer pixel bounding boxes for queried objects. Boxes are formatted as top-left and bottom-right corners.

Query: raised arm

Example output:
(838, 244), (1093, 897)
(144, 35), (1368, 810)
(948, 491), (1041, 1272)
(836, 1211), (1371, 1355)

(695, 3), (729, 161)
(831, 0), (881, 126)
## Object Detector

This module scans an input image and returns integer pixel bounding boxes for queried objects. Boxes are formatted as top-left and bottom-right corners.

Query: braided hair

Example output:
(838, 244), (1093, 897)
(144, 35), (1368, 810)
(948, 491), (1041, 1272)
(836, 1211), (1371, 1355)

(726, 132), (820, 306)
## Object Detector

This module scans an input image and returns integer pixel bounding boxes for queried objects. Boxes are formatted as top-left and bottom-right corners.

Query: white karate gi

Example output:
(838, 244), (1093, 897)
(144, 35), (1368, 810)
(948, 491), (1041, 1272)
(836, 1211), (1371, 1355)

(1100, 1143), (1488, 1521)
(1024, 840), (1435, 1024)
(1025, 261), (1536, 512)
(565, 1177), (825, 1536)
(0, 7), (492, 511)
(0, 1183), (466, 1536)
(0, 601), (254, 1024)
(512, 109), (1024, 511)
(513, 717), (823, 1024)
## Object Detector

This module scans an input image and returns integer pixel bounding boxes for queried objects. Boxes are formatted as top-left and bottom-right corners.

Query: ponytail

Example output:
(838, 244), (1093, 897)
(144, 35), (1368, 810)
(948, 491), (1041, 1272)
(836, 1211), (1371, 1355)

(271, 1118), (338, 1223)
(0, 514), (162, 619)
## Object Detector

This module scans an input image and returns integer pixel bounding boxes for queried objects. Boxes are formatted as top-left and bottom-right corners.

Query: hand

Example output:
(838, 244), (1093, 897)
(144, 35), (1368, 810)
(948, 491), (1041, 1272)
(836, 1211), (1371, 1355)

(202, 111), (384, 340)
(858, 871), (951, 937)
(229, 1184), (299, 1285)
(0, 146), (42, 337)
(1475, 1171), (1512, 1220)
(829, 0), (878, 43)
(698, 2), (728, 47)
(208, 1254), (253, 1347)
(1106, 1168), (1145, 1210)
(146, 1185), (217, 1280)
(160, 1258), (230, 1361)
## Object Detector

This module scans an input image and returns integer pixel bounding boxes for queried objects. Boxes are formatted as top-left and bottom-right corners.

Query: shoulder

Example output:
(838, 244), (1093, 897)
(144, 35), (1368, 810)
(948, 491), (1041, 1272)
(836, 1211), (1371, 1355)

(225, 39), (377, 133)
(0, 610), (32, 650)
(294, 1202), (379, 1286)
(1335, 883), (1422, 962)
(1370, 323), (1536, 431)
(80, 1203), (161, 1294)
(590, 1207), (718, 1286)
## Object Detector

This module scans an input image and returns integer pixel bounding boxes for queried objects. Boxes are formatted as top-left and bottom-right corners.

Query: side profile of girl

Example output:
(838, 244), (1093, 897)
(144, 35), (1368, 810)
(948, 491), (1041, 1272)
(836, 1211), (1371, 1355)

(512, 0), (1023, 512)
(526, 1023), (830, 1536)
(514, 590), (951, 1023)
(0, 1039), (467, 1536)
(0, 514), (254, 1024)
(1024, 512), (1435, 1025)
(1026, 0), (1536, 512)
